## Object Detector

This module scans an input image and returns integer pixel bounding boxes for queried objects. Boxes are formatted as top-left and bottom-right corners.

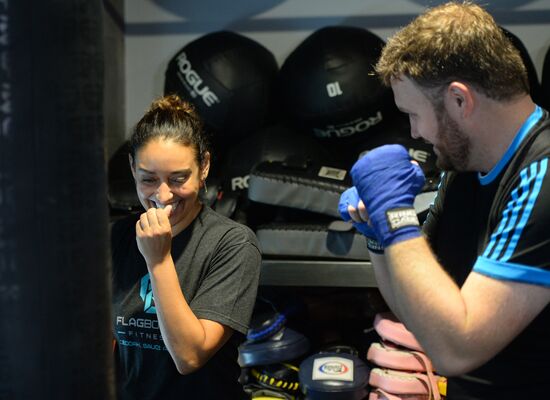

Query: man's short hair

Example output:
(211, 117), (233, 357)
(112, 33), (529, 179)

(375, 1), (529, 101)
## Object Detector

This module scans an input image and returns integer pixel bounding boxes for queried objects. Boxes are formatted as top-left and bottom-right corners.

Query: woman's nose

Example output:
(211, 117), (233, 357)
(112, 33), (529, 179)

(155, 182), (173, 203)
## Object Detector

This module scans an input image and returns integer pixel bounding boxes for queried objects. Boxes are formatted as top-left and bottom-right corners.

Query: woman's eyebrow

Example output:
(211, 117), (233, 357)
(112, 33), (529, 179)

(169, 169), (191, 175)
(137, 168), (191, 175)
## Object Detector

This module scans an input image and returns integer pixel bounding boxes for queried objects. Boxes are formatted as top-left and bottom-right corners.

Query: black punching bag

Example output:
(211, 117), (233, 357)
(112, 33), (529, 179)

(0, 1), (114, 399)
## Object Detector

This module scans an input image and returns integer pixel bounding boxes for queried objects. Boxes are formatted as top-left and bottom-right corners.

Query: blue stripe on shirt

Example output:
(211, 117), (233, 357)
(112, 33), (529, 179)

(490, 164), (534, 259)
(483, 159), (547, 260)
(473, 256), (550, 287)
(483, 167), (529, 259)
(501, 158), (547, 262)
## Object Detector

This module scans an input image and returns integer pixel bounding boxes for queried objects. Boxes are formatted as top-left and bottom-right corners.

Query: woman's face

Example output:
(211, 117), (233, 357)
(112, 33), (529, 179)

(130, 138), (209, 234)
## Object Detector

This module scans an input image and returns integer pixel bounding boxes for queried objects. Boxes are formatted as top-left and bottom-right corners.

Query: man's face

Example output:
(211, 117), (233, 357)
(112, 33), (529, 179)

(391, 76), (470, 171)
(434, 105), (470, 171)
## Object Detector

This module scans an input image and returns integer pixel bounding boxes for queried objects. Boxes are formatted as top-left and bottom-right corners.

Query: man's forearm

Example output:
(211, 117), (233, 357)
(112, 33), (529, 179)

(384, 237), (475, 372)
(370, 251), (404, 321)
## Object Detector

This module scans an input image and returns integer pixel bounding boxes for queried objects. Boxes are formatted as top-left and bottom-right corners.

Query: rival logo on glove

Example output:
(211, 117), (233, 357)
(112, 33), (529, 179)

(386, 208), (419, 232)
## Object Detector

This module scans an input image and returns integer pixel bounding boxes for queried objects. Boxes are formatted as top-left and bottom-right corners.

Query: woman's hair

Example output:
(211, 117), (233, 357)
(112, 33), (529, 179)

(129, 94), (210, 167)
(375, 1), (529, 102)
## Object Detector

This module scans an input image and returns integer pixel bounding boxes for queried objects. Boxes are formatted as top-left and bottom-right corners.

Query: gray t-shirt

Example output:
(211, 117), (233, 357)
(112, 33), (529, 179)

(111, 205), (261, 400)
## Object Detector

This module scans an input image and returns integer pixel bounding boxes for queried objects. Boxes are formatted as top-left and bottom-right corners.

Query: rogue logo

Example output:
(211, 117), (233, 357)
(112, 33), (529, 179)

(313, 112), (383, 138)
(140, 274), (157, 314)
(176, 52), (220, 107)
(231, 175), (249, 191)
(409, 149), (430, 163)
(359, 148), (431, 164)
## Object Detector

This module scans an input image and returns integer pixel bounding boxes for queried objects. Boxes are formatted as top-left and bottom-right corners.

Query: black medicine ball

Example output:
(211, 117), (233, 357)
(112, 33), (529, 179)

(501, 27), (543, 105)
(278, 26), (396, 141)
(164, 31), (279, 147)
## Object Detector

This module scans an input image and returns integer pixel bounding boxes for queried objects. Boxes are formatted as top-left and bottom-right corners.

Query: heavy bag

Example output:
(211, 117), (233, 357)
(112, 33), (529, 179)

(0, 1), (114, 399)
(501, 27), (543, 105)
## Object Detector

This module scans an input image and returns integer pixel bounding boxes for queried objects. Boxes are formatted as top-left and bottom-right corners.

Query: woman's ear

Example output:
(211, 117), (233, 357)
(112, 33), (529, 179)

(201, 151), (211, 181)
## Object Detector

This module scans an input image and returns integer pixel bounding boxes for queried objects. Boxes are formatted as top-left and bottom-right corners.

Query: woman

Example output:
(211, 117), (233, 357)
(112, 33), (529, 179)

(111, 95), (261, 399)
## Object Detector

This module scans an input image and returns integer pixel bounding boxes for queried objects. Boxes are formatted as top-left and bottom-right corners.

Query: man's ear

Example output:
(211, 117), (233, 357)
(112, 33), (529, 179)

(129, 154), (136, 179)
(201, 151), (211, 181)
(446, 81), (474, 118)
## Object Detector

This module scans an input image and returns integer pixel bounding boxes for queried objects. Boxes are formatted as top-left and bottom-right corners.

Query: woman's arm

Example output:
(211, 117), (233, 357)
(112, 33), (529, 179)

(134, 205), (233, 374)
(147, 257), (233, 374)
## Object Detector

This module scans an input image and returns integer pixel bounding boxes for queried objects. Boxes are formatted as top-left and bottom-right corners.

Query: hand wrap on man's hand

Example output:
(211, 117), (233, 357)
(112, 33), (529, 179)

(350, 144), (425, 248)
(338, 186), (384, 254)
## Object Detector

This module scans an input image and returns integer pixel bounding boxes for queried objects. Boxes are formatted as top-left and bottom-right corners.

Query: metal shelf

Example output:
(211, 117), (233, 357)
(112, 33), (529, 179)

(259, 259), (376, 287)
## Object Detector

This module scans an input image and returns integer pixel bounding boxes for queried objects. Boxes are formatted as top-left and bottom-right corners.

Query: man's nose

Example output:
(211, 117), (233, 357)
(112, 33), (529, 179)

(412, 127), (426, 140)
(409, 119), (420, 139)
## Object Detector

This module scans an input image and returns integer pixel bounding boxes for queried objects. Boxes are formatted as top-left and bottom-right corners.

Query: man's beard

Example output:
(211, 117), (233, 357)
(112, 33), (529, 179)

(435, 109), (471, 171)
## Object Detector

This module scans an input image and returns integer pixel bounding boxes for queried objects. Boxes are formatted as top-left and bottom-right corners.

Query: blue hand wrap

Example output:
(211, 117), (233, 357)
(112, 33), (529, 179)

(350, 144), (425, 247)
(338, 187), (384, 253)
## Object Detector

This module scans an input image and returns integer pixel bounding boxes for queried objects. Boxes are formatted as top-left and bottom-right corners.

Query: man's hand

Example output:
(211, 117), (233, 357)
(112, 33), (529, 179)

(350, 145), (425, 247)
(339, 187), (377, 237)
(136, 205), (173, 267)
(339, 187), (384, 253)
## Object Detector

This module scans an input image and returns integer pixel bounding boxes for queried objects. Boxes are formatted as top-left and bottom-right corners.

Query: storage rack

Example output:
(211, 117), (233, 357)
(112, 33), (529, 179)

(259, 259), (376, 287)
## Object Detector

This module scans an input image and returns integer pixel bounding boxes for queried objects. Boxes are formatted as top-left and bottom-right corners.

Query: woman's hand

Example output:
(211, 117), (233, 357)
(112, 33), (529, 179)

(135, 205), (173, 267)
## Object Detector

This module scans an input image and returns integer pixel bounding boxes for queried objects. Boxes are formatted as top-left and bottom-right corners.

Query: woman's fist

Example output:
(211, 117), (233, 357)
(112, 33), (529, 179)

(135, 205), (173, 267)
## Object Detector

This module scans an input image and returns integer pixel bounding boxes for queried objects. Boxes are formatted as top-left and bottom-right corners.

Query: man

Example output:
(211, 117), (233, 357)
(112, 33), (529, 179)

(340, 2), (550, 399)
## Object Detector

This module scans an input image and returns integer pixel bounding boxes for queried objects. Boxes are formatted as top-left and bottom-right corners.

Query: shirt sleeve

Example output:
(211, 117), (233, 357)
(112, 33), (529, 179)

(473, 158), (550, 287)
(190, 226), (262, 334)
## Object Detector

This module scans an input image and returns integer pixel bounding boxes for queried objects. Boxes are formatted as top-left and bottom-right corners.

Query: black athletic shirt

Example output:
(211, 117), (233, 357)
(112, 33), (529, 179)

(111, 206), (261, 400)
(423, 106), (550, 399)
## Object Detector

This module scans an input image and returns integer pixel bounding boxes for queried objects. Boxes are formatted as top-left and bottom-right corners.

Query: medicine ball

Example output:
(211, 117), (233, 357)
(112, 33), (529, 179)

(501, 27), (543, 105)
(164, 31), (279, 149)
(278, 26), (396, 142)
